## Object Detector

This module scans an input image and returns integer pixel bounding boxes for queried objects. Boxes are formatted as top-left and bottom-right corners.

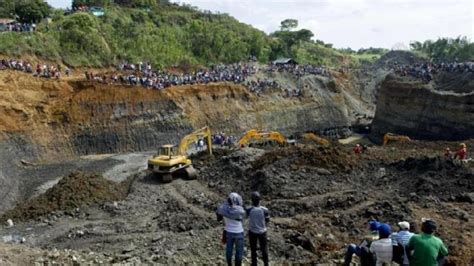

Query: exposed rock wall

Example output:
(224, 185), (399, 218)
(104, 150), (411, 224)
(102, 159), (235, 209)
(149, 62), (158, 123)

(371, 74), (474, 142)
(0, 71), (373, 161)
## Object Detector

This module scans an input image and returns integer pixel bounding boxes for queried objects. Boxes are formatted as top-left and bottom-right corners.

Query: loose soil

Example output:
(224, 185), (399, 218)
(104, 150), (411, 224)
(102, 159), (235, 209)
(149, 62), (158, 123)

(1, 141), (471, 265)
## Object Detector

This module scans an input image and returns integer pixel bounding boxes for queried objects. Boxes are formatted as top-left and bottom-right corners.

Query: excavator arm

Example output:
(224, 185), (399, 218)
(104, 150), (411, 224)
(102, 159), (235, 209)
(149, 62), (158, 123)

(302, 133), (330, 146)
(177, 126), (213, 156)
(238, 129), (287, 147)
(383, 133), (411, 145)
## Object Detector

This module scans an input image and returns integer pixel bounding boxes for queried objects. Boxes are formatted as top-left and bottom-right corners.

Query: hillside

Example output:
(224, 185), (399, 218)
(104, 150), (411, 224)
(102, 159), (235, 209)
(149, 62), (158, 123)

(0, 2), (355, 68)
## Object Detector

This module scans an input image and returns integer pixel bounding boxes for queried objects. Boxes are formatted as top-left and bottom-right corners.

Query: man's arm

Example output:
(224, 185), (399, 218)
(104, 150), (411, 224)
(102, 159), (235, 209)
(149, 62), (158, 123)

(246, 207), (252, 218)
(407, 235), (415, 251)
(439, 240), (448, 256)
(264, 208), (270, 223)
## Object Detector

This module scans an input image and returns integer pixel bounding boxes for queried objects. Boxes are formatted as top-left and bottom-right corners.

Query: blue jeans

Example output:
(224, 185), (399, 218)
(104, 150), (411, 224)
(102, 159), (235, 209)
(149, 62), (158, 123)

(344, 244), (374, 266)
(226, 231), (244, 266)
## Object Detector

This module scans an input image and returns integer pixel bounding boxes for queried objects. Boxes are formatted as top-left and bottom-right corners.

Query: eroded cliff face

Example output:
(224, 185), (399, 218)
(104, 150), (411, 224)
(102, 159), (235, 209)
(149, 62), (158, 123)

(371, 74), (474, 142)
(0, 70), (372, 161)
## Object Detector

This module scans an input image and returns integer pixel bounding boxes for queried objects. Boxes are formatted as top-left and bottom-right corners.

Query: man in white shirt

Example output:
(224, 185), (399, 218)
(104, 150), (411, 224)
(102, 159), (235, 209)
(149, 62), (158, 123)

(370, 223), (393, 265)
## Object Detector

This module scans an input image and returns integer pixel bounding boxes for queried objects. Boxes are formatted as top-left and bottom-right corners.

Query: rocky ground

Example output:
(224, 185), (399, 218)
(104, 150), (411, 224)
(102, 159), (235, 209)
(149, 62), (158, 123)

(0, 140), (472, 265)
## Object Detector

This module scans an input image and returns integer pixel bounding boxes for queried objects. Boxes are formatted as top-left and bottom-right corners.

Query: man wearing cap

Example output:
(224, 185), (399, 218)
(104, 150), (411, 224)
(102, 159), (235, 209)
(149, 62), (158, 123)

(246, 191), (270, 266)
(407, 219), (448, 266)
(370, 223), (393, 265)
(344, 220), (379, 266)
(392, 221), (414, 266)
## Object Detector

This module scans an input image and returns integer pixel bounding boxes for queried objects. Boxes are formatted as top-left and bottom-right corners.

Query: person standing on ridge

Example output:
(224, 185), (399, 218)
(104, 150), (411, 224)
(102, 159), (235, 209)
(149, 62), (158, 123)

(217, 193), (246, 266)
(246, 191), (270, 266)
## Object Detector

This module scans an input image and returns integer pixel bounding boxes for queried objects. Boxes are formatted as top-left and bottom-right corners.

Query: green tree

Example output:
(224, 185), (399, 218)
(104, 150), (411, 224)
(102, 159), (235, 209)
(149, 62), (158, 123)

(14, 0), (51, 23)
(410, 37), (474, 61)
(280, 18), (298, 31)
(0, 0), (15, 18)
(270, 21), (315, 58)
(72, 0), (112, 8)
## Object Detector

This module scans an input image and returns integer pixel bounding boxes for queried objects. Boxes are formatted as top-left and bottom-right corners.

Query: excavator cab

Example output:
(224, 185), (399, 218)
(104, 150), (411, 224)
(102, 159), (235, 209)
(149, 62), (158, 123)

(158, 145), (175, 158)
(148, 127), (212, 183)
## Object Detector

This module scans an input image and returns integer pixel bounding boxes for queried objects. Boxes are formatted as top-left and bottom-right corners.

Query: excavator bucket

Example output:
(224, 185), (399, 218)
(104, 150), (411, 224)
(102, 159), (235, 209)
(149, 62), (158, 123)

(184, 166), (198, 180)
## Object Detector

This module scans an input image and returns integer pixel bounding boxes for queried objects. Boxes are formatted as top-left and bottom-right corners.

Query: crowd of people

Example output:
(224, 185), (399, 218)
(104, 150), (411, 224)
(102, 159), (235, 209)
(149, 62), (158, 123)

(216, 192), (451, 266)
(245, 79), (280, 95)
(344, 219), (448, 266)
(212, 132), (237, 147)
(0, 58), (70, 79)
(86, 63), (256, 90)
(393, 62), (474, 83)
(1, 22), (36, 32)
(86, 61), (321, 98)
(267, 63), (331, 78)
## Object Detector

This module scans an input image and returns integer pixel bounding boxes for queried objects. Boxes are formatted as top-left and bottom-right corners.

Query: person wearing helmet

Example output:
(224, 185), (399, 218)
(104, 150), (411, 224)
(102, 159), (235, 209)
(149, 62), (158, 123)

(353, 144), (362, 154)
(455, 143), (467, 160)
(216, 193), (246, 266)
(246, 191), (270, 266)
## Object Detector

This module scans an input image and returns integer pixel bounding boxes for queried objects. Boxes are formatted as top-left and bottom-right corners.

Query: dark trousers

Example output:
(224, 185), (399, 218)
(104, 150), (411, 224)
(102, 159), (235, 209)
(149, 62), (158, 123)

(249, 231), (268, 266)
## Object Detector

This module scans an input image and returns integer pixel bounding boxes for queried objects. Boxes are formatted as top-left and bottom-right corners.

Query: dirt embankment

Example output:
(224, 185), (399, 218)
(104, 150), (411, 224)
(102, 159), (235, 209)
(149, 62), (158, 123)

(371, 73), (474, 142)
(1, 172), (132, 222)
(0, 69), (373, 162)
(0, 144), (471, 265)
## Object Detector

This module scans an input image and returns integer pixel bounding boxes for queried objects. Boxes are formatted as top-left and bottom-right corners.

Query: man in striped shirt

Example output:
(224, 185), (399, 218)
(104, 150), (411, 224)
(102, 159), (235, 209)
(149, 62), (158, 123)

(392, 221), (414, 266)
(370, 223), (393, 265)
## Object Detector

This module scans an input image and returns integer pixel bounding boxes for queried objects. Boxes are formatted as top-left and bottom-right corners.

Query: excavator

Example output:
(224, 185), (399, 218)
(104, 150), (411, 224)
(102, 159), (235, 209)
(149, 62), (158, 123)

(383, 133), (411, 145)
(147, 126), (212, 183)
(301, 133), (330, 146)
(238, 129), (288, 147)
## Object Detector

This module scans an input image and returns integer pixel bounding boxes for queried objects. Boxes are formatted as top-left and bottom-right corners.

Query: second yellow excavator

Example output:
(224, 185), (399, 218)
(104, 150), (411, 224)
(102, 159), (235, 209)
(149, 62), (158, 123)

(301, 133), (330, 146)
(238, 129), (288, 147)
(147, 126), (212, 183)
(383, 133), (411, 145)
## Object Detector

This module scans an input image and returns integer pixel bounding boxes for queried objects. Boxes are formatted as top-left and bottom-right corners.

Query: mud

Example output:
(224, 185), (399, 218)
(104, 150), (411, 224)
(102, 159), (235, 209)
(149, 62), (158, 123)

(1, 172), (132, 222)
(0, 143), (471, 265)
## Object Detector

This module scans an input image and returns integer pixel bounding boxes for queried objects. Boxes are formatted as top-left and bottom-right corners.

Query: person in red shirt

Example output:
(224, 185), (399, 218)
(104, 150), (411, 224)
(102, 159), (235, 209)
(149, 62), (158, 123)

(455, 143), (467, 160)
(353, 144), (362, 154)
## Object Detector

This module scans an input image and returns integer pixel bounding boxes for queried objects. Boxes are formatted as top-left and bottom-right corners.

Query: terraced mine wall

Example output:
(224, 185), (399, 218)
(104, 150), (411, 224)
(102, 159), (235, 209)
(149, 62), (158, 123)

(0, 71), (374, 212)
(0, 71), (372, 161)
(371, 73), (474, 142)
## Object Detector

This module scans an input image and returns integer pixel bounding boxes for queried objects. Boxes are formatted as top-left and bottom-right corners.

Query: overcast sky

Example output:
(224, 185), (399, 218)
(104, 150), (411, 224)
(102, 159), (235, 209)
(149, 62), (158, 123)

(48, 0), (473, 49)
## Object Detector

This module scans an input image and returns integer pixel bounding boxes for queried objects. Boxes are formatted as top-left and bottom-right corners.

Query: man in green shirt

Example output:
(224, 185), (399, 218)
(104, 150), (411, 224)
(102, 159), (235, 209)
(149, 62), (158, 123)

(407, 219), (448, 266)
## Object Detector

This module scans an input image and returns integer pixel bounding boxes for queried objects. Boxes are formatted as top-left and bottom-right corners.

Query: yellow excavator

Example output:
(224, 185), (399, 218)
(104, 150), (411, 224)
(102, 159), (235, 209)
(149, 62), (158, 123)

(238, 129), (288, 147)
(147, 126), (212, 183)
(383, 133), (411, 145)
(302, 133), (330, 146)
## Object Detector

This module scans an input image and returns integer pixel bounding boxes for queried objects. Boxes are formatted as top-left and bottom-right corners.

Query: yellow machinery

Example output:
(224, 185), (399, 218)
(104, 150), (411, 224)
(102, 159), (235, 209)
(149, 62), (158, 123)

(147, 126), (212, 182)
(383, 133), (411, 145)
(238, 129), (287, 147)
(302, 133), (330, 146)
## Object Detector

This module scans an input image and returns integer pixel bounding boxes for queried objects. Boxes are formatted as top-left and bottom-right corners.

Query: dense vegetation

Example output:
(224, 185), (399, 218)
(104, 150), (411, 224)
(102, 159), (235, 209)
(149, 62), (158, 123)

(410, 37), (474, 62)
(0, 1), (358, 68)
(1, 1), (470, 69)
